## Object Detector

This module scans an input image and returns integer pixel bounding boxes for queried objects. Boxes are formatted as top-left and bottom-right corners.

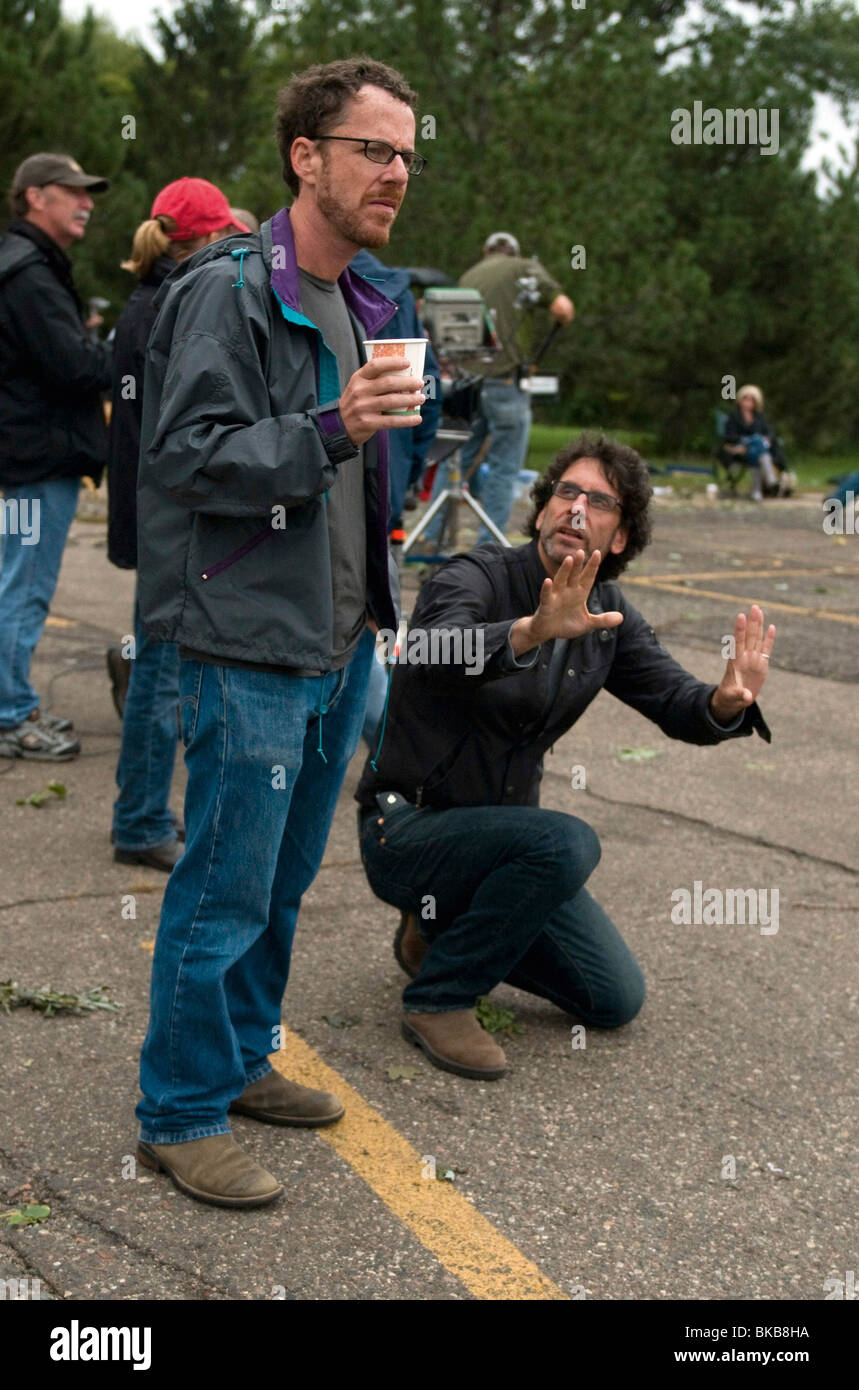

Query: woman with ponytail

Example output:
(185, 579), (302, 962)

(107, 180), (250, 870)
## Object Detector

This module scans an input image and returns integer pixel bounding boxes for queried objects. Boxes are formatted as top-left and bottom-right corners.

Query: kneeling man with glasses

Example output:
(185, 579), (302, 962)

(357, 434), (776, 1080)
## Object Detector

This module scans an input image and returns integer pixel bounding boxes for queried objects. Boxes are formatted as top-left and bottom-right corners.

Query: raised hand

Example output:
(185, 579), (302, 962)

(712, 605), (776, 720)
(510, 550), (623, 656)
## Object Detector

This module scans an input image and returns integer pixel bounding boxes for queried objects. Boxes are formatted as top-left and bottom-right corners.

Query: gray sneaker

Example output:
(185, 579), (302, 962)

(28, 708), (74, 733)
(0, 718), (80, 760)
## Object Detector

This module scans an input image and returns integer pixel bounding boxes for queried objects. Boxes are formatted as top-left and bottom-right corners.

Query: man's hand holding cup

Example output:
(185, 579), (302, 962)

(339, 338), (428, 447)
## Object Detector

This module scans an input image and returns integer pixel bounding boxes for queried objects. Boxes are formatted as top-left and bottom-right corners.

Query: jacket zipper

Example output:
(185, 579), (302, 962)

(201, 524), (274, 580)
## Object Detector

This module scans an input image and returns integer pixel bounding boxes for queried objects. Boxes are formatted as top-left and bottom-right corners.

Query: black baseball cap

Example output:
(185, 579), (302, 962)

(11, 153), (110, 197)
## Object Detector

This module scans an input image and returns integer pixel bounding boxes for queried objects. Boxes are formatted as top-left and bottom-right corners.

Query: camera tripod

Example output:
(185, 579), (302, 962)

(401, 428), (510, 563)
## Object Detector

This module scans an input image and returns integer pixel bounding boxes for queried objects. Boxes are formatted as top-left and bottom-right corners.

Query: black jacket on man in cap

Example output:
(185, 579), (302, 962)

(107, 255), (174, 569)
(356, 540), (771, 813)
(0, 219), (112, 487)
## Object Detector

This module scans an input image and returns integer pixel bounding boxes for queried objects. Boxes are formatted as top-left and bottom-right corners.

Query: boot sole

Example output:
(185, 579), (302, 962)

(137, 1143), (283, 1209)
(400, 1019), (506, 1081)
(114, 848), (180, 872)
(0, 745), (80, 760)
(228, 1100), (344, 1128)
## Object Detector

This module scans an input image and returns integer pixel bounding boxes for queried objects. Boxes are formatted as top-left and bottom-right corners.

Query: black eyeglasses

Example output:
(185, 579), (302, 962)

(314, 135), (426, 175)
(552, 481), (623, 514)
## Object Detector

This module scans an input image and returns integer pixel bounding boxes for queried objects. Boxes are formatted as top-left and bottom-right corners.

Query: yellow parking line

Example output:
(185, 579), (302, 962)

(138, 938), (566, 1300)
(637, 566), (855, 582)
(625, 577), (859, 626)
(272, 1030), (568, 1301)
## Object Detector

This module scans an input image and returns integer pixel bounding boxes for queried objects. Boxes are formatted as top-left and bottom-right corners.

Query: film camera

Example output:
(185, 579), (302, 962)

(400, 284), (509, 558)
(419, 286), (497, 424)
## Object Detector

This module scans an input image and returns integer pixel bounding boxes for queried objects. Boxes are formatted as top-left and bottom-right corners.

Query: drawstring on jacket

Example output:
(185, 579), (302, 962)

(316, 682), (329, 764)
(231, 246), (251, 288)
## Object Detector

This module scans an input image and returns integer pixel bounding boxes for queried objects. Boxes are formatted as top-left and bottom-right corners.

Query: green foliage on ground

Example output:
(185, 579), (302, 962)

(0, 981), (119, 1017)
(0, 1204), (51, 1227)
(476, 997), (524, 1037)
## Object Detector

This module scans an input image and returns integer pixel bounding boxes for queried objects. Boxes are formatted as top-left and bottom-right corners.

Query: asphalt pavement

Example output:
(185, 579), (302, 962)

(1, 484), (856, 1303)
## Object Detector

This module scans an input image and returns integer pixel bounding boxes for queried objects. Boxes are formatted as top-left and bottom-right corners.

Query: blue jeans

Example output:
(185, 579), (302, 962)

(0, 478), (80, 727)
(136, 627), (375, 1143)
(423, 381), (531, 545)
(112, 593), (181, 852)
(360, 801), (645, 1025)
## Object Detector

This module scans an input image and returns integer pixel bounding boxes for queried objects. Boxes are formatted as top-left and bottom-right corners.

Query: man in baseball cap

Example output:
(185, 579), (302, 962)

(0, 152), (112, 760)
(11, 153), (110, 200)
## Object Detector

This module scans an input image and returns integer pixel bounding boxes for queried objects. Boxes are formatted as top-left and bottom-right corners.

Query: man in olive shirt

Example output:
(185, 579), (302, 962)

(426, 231), (574, 544)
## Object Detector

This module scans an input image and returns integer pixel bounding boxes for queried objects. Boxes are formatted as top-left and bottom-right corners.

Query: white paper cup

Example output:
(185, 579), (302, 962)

(362, 337), (427, 417)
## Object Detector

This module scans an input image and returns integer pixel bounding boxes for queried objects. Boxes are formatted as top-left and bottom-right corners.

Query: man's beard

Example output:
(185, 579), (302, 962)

(316, 165), (395, 250)
(543, 518), (591, 567)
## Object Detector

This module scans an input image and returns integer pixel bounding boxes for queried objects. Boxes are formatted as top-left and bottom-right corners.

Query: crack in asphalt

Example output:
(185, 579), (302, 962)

(0, 1145), (232, 1300)
(0, 890), (145, 913)
(542, 773), (859, 878)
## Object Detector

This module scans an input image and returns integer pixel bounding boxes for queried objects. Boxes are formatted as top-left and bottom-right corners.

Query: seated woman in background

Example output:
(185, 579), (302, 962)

(720, 384), (789, 501)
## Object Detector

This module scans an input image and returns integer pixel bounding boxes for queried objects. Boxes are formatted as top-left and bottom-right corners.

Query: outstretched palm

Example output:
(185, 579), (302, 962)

(530, 550), (624, 643)
(719, 605), (776, 708)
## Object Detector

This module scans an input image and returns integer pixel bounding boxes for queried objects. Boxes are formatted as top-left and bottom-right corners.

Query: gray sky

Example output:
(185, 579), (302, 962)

(66, 0), (854, 185)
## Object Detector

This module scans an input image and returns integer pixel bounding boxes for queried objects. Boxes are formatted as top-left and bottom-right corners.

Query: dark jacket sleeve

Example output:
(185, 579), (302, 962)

(107, 289), (154, 568)
(143, 270), (357, 517)
(603, 588), (771, 744)
(403, 554), (536, 684)
(723, 412), (744, 446)
(3, 260), (112, 392)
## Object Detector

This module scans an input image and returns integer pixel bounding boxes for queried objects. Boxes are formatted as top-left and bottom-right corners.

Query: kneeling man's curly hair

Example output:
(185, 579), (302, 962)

(525, 433), (653, 583)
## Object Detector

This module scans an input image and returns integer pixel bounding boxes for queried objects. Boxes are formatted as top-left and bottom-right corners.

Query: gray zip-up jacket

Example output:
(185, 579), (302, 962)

(137, 206), (399, 668)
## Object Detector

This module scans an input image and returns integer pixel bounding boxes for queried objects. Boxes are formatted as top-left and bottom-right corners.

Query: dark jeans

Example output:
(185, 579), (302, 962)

(360, 801), (645, 1025)
(112, 592), (181, 852)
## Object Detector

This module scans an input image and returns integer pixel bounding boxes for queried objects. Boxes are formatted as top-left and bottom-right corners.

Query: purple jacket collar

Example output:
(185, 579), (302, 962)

(268, 206), (398, 336)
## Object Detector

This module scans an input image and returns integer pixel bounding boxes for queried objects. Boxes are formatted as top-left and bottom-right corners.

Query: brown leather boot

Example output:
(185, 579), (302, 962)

(393, 910), (428, 978)
(137, 1134), (283, 1208)
(401, 1009), (507, 1080)
(229, 1070), (344, 1127)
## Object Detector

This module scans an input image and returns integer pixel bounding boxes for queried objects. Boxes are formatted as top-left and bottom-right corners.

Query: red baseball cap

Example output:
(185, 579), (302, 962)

(150, 178), (250, 240)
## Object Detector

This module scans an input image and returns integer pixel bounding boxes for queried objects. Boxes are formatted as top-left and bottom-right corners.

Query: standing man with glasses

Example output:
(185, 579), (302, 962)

(357, 434), (775, 1081)
(135, 58), (427, 1208)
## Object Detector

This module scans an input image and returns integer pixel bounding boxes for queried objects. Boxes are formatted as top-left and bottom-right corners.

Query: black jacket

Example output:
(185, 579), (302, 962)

(0, 220), (112, 486)
(107, 255), (174, 568)
(356, 541), (771, 811)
